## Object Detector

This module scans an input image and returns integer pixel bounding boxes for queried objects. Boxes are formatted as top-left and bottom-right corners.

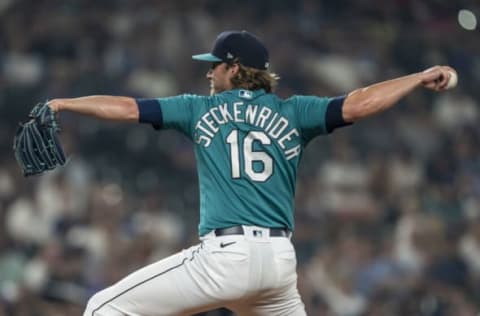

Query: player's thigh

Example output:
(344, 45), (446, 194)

(229, 238), (306, 316)
(231, 292), (306, 316)
(228, 272), (306, 316)
(84, 243), (223, 316)
(253, 287), (306, 316)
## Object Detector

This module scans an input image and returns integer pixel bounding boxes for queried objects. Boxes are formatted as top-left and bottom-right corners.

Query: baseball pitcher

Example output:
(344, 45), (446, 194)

(43, 31), (456, 315)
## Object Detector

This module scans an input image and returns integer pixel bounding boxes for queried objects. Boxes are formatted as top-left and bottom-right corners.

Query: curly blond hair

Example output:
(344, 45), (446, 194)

(227, 61), (280, 93)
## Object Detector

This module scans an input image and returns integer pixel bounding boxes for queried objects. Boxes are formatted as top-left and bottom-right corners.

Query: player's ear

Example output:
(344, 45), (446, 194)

(228, 63), (240, 75)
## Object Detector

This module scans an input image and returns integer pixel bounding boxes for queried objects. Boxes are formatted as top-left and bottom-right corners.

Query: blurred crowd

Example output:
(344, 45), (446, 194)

(1, 0), (480, 315)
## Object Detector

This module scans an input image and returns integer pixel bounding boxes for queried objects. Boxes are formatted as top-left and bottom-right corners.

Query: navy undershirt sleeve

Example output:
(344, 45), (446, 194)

(325, 96), (352, 133)
(136, 98), (163, 130)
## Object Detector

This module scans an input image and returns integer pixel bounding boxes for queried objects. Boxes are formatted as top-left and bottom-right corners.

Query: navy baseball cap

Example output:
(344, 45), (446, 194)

(192, 30), (269, 70)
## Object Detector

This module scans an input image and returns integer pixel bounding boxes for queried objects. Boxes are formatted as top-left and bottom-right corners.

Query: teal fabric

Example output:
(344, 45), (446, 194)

(192, 53), (222, 62)
(158, 89), (331, 235)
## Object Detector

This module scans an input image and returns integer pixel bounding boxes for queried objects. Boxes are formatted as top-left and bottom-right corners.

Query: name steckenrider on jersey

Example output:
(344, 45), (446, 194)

(136, 89), (348, 148)
(194, 97), (306, 161)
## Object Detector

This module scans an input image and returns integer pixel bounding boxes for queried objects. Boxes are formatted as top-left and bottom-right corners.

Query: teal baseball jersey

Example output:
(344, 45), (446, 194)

(138, 89), (345, 236)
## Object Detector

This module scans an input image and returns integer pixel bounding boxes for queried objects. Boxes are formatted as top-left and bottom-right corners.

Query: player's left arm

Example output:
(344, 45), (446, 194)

(342, 65), (456, 122)
(48, 96), (139, 122)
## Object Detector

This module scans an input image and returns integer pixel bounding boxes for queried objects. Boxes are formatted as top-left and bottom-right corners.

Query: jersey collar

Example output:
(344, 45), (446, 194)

(224, 88), (267, 100)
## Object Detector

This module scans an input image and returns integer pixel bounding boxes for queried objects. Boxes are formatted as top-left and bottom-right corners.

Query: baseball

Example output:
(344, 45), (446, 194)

(446, 70), (458, 89)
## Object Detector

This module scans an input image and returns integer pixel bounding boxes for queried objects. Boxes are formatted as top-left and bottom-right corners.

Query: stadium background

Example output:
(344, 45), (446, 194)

(1, 0), (479, 315)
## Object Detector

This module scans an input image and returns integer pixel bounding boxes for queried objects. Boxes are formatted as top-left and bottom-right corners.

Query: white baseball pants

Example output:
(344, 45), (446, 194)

(83, 226), (306, 316)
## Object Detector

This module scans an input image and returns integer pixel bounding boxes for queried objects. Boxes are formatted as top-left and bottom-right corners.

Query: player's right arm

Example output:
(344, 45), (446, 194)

(342, 65), (456, 122)
(48, 96), (139, 122)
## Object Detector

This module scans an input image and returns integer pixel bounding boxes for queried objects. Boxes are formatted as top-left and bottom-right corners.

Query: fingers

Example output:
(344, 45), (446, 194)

(421, 66), (456, 91)
(47, 100), (60, 112)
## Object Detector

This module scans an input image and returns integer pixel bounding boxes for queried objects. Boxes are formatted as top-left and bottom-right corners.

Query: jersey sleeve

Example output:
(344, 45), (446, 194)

(137, 94), (204, 138)
(292, 95), (349, 143)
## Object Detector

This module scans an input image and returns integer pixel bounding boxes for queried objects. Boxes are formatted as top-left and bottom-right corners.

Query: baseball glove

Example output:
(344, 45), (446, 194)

(13, 102), (66, 177)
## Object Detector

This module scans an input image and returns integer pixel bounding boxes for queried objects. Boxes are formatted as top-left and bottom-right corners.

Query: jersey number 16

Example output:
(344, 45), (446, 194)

(226, 129), (273, 182)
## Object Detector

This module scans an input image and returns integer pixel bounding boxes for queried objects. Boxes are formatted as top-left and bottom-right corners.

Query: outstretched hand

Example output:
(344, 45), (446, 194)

(420, 66), (457, 91)
(46, 99), (61, 113)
